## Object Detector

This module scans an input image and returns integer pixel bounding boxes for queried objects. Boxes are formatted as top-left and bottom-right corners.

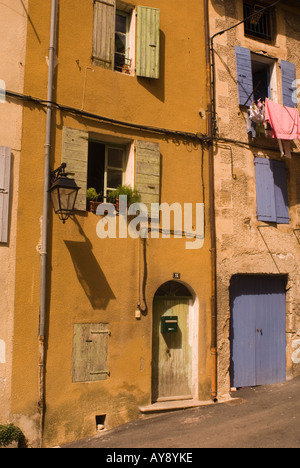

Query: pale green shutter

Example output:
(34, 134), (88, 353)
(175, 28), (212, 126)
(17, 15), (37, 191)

(0, 146), (11, 243)
(136, 6), (160, 79)
(93, 0), (116, 69)
(72, 324), (110, 382)
(135, 140), (160, 218)
(62, 127), (88, 211)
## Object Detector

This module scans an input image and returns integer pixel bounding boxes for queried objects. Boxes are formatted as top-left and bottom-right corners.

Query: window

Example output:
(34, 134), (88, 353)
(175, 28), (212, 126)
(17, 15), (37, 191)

(92, 1), (160, 79)
(87, 142), (125, 202)
(235, 47), (296, 108)
(254, 157), (289, 224)
(61, 127), (161, 215)
(114, 11), (131, 73)
(243, 1), (276, 43)
(235, 47), (276, 106)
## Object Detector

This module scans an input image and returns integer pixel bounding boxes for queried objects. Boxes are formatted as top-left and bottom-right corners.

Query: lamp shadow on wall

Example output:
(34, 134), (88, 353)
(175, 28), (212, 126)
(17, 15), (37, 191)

(64, 219), (115, 310)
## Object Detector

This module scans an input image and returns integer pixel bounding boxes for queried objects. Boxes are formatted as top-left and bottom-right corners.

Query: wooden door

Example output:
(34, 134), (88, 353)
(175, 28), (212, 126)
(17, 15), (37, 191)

(230, 275), (286, 388)
(152, 298), (192, 402)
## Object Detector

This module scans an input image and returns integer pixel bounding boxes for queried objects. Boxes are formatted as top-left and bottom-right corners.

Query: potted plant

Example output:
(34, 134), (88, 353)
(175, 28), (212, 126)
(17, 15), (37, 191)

(107, 185), (141, 211)
(86, 187), (101, 213)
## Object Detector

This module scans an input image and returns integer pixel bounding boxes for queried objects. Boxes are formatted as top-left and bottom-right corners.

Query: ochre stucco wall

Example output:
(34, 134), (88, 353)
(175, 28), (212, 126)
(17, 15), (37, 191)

(12, 0), (212, 447)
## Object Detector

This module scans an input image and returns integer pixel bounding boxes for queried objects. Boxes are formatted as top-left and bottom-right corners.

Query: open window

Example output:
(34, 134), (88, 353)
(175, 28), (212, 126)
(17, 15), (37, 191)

(92, 1), (160, 79)
(61, 128), (160, 215)
(235, 47), (277, 106)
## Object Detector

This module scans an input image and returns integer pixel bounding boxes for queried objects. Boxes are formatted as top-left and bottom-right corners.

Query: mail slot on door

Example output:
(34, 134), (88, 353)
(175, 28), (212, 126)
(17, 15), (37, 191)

(161, 316), (178, 334)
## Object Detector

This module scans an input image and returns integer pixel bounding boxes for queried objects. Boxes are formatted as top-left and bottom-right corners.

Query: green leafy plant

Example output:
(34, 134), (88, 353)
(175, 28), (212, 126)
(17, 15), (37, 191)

(107, 185), (141, 205)
(0, 423), (25, 447)
(86, 187), (100, 201)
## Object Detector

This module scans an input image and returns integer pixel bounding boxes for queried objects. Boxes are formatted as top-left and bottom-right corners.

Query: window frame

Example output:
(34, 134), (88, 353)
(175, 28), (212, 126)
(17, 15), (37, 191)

(243, 1), (276, 44)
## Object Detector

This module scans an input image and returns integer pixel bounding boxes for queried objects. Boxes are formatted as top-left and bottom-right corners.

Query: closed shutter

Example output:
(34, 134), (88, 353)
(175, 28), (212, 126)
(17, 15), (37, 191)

(0, 146), (11, 243)
(281, 60), (296, 108)
(62, 127), (89, 211)
(255, 157), (277, 222)
(136, 6), (160, 79)
(135, 140), (160, 218)
(72, 324), (110, 382)
(255, 157), (289, 224)
(235, 46), (253, 106)
(273, 160), (289, 224)
(93, 0), (116, 69)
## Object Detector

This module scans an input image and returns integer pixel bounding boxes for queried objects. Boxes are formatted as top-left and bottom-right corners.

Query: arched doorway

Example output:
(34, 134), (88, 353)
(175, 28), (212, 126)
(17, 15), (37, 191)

(152, 281), (197, 402)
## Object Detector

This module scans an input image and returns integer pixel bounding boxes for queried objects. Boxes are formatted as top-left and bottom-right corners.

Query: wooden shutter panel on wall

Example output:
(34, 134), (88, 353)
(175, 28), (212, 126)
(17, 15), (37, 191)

(235, 46), (253, 106)
(93, 0), (116, 69)
(136, 6), (160, 79)
(62, 127), (89, 211)
(281, 60), (296, 108)
(254, 157), (277, 222)
(72, 324), (110, 382)
(135, 140), (160, 218)
(0, 147), (11, 243)
(272, 160), (289, 224)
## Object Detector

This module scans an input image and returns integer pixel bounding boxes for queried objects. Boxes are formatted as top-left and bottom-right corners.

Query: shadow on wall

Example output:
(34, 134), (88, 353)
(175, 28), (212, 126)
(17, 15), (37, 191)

(64, 217), (115, 309)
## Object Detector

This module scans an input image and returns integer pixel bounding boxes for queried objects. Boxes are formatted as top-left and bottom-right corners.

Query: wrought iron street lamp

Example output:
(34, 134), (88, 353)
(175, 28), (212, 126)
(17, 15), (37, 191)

(49, 163), (81, 223)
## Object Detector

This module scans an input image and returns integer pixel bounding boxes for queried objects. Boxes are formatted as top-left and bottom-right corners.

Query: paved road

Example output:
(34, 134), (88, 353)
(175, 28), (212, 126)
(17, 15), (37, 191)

(61, 376), (300, 449)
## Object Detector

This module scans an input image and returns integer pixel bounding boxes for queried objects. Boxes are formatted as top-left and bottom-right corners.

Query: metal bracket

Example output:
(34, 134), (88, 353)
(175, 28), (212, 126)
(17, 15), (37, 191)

(90, 370), (110, 376)
(91, 330), (111, 336)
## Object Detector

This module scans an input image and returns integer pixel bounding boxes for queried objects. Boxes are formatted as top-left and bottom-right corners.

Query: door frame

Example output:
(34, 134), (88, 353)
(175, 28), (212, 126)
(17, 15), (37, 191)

(151, 281), (199, 402)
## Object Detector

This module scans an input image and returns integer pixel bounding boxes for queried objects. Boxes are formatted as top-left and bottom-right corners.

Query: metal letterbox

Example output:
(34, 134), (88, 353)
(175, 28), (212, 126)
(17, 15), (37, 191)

(161, 316), (178, 334)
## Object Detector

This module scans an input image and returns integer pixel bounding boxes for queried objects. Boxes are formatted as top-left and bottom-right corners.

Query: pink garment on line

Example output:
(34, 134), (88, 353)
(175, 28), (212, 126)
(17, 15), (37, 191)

(265, 98), (300, 140)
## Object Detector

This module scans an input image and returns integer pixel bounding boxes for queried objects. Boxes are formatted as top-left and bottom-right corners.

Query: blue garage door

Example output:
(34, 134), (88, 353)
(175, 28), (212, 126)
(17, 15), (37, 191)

(230, 275), (286, 388)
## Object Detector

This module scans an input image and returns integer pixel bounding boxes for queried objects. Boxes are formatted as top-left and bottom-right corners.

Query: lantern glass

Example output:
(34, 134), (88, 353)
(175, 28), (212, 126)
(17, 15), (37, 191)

(49, 175), (80, 223)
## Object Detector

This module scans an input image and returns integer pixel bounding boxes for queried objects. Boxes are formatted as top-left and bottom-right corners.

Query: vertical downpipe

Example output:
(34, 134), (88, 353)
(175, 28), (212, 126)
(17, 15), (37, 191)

(204, 0), (218, 402)
(38, 0), (58, 447)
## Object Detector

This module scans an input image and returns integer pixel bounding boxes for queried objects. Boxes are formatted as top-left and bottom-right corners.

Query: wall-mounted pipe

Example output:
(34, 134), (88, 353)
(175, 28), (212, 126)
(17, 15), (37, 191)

(204, 0), (218, 402)
(38, 0), (58, 447)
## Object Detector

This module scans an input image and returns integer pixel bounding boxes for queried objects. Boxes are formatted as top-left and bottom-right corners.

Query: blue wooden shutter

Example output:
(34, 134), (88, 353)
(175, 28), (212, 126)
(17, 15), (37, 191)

(235, 46), (253, 106)
(281, 60), (297, 107)
(254, 157), (276, 222)
(0, 146), (11, 243)
(272, 160), (289, 224)
(281, 60), (296, 108)
(136, 6), (160, 79)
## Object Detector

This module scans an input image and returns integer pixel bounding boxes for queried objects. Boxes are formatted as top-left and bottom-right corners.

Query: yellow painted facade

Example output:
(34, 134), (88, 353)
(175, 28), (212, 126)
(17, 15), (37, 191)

(11, 0), (212, 447)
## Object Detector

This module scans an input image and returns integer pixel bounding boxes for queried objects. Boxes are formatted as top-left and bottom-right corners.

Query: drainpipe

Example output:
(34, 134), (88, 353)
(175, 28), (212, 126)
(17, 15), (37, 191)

(204, 0), (218, 402)
(38, 0), (58, 447)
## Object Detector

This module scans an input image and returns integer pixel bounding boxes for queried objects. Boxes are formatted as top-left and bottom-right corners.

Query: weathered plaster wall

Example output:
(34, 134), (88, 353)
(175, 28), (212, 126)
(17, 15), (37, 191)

(0, 0), (27, 423)
(210, 0), (300, 395)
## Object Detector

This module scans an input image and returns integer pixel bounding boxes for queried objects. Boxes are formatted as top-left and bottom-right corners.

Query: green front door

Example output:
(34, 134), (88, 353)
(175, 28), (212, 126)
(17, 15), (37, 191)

(152, 297), (192, 402)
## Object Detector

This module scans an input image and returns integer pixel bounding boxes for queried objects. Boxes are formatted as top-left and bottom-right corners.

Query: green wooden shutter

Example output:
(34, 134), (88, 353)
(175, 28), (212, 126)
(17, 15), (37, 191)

(62, 127), (89, 211)
(0, 146), (11, 243)
(135, 140), (160, 218)
(136, 6), (160, 79)
(72, 324), (110, 382)
(93, 0), (116, 69)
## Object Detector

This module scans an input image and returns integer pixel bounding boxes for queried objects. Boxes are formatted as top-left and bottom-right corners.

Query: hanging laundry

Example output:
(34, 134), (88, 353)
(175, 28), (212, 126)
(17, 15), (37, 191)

(265, 98), (300, 139)
(264, 98), (300, 158)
